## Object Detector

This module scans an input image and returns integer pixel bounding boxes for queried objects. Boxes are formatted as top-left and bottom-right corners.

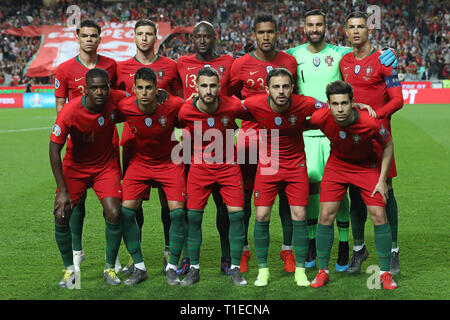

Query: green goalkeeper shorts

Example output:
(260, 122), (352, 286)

(304, 135), (331, 183)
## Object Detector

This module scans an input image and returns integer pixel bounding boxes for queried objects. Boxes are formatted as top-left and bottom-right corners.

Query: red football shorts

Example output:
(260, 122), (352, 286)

(59, 157), (122, 204)
(236, 129), (258, 191)
(186, 163), (245, 210)
(122, 160), (186, 202)
(320, 159), (386, 207)
(253, 162), (309, 207)
(120, 122), (136, 174)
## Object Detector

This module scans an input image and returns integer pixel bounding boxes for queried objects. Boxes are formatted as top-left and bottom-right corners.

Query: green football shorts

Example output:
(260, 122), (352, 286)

(304, 135), (331, 183)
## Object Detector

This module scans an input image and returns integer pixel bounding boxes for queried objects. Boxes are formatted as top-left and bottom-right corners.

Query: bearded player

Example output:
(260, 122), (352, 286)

(115, 19), (183, 273)
(230, 14), (298, 274)
(287, 9), (399, 271)
(340, 11), (403, 275)
(176, 21), (235, 276)
(54, 19), (121, 274)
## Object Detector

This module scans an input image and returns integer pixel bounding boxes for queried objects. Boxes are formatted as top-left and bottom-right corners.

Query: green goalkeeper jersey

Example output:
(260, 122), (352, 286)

(287, 43), (352, 136)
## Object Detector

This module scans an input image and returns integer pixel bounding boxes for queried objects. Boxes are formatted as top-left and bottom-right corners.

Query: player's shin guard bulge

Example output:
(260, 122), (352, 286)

(187, 210), (204, 265)
(121, 206), (144, 265)
(168, 208), (186, 266)
(228, 210), (246, 266)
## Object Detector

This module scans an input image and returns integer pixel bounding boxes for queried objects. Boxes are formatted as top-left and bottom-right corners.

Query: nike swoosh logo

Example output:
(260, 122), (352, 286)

(187, 67), (196, 70)
(75, 77), (84, 82)
(344, 67), (350, 70)
(250, 71), (258, 75)
(129, 73), (135, 77)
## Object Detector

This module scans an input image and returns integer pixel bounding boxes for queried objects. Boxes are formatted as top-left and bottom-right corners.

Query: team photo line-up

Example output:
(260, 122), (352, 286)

(50, 10), (402, 291)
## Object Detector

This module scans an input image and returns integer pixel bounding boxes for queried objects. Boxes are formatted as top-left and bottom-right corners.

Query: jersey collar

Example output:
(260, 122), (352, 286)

(76, 54), (100, 68)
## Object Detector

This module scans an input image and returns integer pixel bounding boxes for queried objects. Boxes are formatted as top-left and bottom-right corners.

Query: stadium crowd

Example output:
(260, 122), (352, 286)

(0, 0), (449, 86)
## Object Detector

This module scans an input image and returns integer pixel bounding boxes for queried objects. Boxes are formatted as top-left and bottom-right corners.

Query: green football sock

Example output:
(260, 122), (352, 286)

(316, 224), (334, 270)
(216, 203), (231, 258)
(182, 212), (189, 259)
(55, 224), (73, 268)
(121, 206), (144, 264)
(278, 189), (293, 246)
(135, 207), (144, 242)
(243, 190), (252, 246)
(228, 210), (245, 266)
(374, 223), (392, 271)
(69, 201), (85, 251)
(292, 220), (309, 267)
(336, 195), (350, 242)
(168, 208), (186, 266)
(105, 220), (122, 269)
(349, 186), (367, 246)
(306, 193), (320, 240)
(254, 219), (270, 268)
(187, 209), (204, 265)
(161, 205), (170, 248)
(386, 189), (399, 249)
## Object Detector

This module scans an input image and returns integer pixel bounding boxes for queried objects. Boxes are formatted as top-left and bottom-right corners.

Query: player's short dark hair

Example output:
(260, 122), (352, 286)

(76, 20), (101, 35)
(266, 68), (293, 86)
(193, 21), (215, 35)
(86, 68), (110, 82)
(134, 67), (157, 85)
(253, 14), (277, 31)
(326, 80), (353, 101)
(197, 66), (220, 82)
(134, 19), (157, 33)
(305, 9), (327, 25)
(346, 11), (368, 23)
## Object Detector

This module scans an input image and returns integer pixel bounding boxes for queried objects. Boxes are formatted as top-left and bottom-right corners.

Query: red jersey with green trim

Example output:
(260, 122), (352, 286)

(115, 55), (182, 95)
(177, 54), (234, 101)
(340, 50), (403, 120)
(243, 93), (324, 168)
(54, 55), (117, 100)
(117, 95), (183, 165)
(50, 90), (126, 166)
(178, 96), (251, 165)
(230, 50), (298, 132)
(309, 107), (391, 167)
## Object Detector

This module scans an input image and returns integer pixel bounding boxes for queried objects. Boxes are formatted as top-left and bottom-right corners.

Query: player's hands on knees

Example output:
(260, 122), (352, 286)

(354, 103), (377, 118)
(54, 191), (73, 220)
(371, 180), (389, 203)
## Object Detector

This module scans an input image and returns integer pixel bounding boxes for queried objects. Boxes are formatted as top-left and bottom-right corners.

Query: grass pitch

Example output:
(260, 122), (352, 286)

(0, 104), (449, 304)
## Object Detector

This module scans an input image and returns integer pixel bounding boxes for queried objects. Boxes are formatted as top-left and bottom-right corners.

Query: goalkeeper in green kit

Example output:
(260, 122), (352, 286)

(287, 9), (398, 271)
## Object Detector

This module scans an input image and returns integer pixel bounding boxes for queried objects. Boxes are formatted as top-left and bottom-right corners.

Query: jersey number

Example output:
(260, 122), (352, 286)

(78, 85), (86, 95)
(186, 74), (197, 89)
(82, 132), (95, 143)
(246, 78), (265, 91)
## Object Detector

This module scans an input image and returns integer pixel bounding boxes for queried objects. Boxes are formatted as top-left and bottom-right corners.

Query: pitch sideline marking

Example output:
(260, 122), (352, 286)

(0, 126), (51, 133)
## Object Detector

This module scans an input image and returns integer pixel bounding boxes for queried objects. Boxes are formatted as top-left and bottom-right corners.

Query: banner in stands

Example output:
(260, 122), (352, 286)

(4, 22), (193, 78)
(0, 94), (23, 108)
(23, 93), (55, 108)
(402, 88), (450, 104)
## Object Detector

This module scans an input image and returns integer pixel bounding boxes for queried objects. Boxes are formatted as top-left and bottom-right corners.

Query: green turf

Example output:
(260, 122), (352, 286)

(0, 105), (449, 302)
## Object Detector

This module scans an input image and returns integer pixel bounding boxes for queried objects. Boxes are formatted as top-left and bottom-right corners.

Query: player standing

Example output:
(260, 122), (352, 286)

(116, 67), (185, 285)
(54, 19), (120, 273)
(230, 14), (298, 274)
(287, 9), (399, 271)
(115, 19), (183, 273)
(50, 69), (124, 287)
(308, 80), (397, 290)
(177, 67), (248, 287)
(243, 68), (325, 287)
(339, 11), (404, 275)
(176, 21), (235, 275)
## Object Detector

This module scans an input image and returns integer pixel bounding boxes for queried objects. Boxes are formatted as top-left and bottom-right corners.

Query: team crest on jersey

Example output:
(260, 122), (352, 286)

(55, 78), (60, 89)
(288, 114), (297, 125)
(274, 116), (282, 126)
(158, 115), (167, 127)
(325, 55), (334, 67)
(218, 65), (225, 75)
(365, 65), (373, 75)
(221, 116), (230, 126)
(157, 69), (165, 79)
(339, 130), (347, 139)
(379, 124), (386, 135)
(207, 117), (215, 127)
(52, 124), (61, 136)
(352, 134), (361, 143)
(266, 65), (274, 74)
(354, 65), (361, 75)
(313, 57), (320, 67)
(97, 116), (105, 127)
(145, 117), (153, 127)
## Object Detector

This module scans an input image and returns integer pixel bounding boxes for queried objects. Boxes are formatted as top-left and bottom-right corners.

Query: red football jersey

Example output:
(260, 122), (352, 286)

(177, 54), (234, 101)
(178, 96), (251, 165)
(115, 55), (182, 95)
(339, 50), (403, 120)
(54, 55), (117, 100)
(50, 90), (126, 166)
(117, 95), (183, 165)
(309, 107), (391, 167)
(243, 94), (324, 168)
(230, 50), (298, 132)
